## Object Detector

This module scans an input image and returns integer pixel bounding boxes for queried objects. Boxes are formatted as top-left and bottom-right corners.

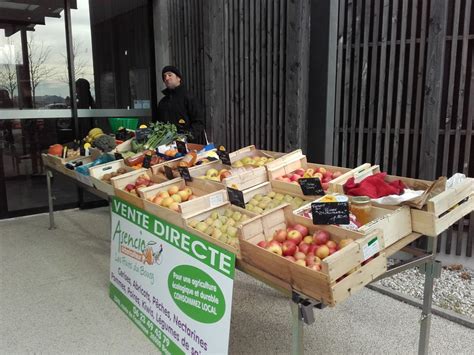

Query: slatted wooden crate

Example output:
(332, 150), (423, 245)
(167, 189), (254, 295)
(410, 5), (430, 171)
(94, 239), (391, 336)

(239, 181), (314, 215)
(139, 178), (227, 227)
(266, 149), (370, 196)
(293, 201), (412, 248)
(333, 165), (474, 237)
(111, 169), (166, 209)
(189, 160), (268, 190)
(182, 202), (258, 258)
(229, 145), (284, 166)
(238, 205), (387, 306)
(89, 160), (134, 196)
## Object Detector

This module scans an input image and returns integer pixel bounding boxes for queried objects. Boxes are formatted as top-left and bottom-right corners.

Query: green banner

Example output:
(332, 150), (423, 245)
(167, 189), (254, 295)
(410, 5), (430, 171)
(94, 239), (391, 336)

(111, 197), (235, 279)
(110, 283), (184, 355)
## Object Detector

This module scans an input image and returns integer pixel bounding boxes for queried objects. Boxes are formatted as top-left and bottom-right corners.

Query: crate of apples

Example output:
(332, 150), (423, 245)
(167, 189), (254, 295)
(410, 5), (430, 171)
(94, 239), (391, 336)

(246, 192), (306, 214)
(187, 208), (251, 249)
(257, 223), (354, 271)
(123, 174), (155, 196)
(198, 168), (232, 182)
(275, 167), (343, 190)
(148, 185), (195, 212)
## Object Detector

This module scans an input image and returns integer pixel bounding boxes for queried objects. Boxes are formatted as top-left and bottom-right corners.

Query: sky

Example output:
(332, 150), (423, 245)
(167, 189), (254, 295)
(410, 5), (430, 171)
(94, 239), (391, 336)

(0, 0), (95, 99)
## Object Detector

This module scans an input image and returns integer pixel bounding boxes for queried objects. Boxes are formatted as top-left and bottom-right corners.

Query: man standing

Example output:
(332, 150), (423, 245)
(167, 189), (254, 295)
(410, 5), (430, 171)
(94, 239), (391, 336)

(155, 66), (205, 143)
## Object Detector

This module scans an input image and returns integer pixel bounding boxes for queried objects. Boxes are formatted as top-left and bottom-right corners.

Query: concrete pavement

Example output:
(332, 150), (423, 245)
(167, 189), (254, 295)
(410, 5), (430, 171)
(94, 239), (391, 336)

(1, 208), (472, 354)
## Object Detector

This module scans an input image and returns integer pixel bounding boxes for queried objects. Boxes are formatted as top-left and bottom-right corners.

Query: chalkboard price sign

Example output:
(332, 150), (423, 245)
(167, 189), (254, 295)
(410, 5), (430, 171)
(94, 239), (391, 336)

(142, 153), (152, 168)
(114, 152), (124, 160)
(311, 202), (350, 225)
(164, 165), (174, 180)
(176, 140), (188, 155)
(299, 178), (325, 196)
(217, 148), (232, 166)
(227, 187), (245, 209)
(177, 166), (192, 181)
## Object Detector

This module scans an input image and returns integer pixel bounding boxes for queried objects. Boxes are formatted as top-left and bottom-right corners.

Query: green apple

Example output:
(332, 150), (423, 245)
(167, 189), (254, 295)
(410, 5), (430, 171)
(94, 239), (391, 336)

(227, 226), (238, 238)
(274, 193), (284, 201)
(232, 211), (242, 221)
(196, 222), (208, 232)
(205, 226), (214, 236)
(188, 219), (199, 228)
(211, 211), (219, 220)
(224, 209), (233, 218)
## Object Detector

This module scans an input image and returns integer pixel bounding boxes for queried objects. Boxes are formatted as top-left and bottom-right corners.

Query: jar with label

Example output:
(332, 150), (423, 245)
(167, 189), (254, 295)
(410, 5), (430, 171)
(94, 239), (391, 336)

(350, 196), (372, 226)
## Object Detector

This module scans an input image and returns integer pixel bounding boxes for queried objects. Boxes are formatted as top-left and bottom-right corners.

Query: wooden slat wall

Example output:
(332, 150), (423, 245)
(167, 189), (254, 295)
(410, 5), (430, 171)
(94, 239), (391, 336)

(332, 0), (473, 257)
(168, 0), (207, 120)
(167, 0), (310, 153)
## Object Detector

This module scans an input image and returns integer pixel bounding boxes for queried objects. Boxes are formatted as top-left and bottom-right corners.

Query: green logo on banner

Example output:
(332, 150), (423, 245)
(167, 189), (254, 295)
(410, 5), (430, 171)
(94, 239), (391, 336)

(168, 265), (225, 323)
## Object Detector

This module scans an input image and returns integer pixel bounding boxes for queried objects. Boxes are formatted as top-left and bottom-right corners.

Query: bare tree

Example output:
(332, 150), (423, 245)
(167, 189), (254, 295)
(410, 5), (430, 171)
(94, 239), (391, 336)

(27, 35), (56, 107)
(0, 39), (20, 103)
(58, 39), (89, 84)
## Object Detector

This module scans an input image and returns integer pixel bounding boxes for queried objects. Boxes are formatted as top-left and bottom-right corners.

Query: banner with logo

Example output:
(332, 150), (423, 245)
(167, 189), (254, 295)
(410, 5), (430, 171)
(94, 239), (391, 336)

(109, 197), (235, 354)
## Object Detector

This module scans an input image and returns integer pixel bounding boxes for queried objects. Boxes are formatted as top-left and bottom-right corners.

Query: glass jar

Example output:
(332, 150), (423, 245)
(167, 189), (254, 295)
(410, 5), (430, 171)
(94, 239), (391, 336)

(350, 196), (372, 226)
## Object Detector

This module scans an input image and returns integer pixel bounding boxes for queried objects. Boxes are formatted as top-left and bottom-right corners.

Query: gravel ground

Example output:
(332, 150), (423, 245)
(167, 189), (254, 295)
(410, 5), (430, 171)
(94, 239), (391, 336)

(375, 260), (474, 318)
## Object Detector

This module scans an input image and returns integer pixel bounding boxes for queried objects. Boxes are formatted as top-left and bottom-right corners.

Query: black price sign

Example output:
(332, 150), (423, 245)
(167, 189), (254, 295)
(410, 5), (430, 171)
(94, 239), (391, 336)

(217, 146), (232, 166)
(164, 165), (174, 180)
(143, 154), (152, 168)
(178, 166), (192, 181)
(227, 187), (245, 209)
(299, 178), (325, 196)
(176, 140), (188, 155)
(114, 152), (124, 160)
(311, 202), (350, 225)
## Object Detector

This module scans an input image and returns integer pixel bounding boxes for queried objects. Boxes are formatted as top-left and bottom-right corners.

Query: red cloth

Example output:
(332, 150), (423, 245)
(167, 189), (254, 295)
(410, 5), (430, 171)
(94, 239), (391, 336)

(344, 172), (406, 198)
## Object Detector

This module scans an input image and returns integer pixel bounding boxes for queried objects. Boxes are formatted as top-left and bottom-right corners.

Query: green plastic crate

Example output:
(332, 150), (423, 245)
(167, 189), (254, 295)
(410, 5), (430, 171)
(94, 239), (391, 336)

(108, 117), (139, 133)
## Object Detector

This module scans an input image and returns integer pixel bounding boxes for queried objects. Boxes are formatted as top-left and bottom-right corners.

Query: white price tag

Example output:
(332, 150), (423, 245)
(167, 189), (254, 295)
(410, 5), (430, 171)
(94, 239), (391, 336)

(210, 193), (225, 207)
(362, 237), (380, 261)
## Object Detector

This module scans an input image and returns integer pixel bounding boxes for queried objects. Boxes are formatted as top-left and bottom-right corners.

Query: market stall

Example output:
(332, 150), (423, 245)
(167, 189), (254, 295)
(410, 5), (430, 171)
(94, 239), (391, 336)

(41, 127), (473, 354)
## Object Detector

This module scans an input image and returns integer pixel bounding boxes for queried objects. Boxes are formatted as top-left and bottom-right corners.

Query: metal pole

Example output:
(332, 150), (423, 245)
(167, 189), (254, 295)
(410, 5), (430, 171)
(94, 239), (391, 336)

(46, 169), (56, 230)
(291, 299), (304, 355)
(418, 236), (438, 355)
(63, 0), (78, 139)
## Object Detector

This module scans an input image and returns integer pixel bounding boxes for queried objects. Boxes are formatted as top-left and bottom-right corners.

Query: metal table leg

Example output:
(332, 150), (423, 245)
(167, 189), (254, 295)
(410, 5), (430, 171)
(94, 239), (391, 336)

(291, 299), (304, 355)
(418, 236), (438, 355)
(46, 169), (56, 230)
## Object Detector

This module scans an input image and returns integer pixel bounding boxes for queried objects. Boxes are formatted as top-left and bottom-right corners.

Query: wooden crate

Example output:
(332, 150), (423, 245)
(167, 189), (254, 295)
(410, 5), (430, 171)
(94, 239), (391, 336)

(190, 161), (268, 190)
(238, 206), (387, 306)
(41, 153), (81, 170)
(338, 165), (474, 237)
(266, 149), (370, 196)
(229, 145), (281, 166)
(182, 202), (258, 258)
(139, 178), (228, 227)
(151, 151), (218, 180)
(89, 160), (134, 196)
(111, 168), (164, 209)
(292, 201), (413, 248)
(241, 181), (314, 214)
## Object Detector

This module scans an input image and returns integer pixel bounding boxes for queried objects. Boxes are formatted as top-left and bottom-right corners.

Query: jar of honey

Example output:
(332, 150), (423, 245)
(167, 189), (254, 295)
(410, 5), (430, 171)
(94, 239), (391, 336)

(350, 196), (372, 226)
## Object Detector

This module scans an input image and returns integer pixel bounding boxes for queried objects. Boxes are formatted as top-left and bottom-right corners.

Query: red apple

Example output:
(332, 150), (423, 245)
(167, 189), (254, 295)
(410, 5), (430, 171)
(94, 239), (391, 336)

(285, 256), (296, 262)
(319, 167), (327, 174)
(282, 240), (297, 256)
(332, 171), (342, 178)
(322, 182), (330, 190)
(305, 253), (317, 266)
(329, 247), (337, 255)
(314, 172), (323, 180)
(282, 177), (291, 183)
(257, 240), (268, 248)
(292, 224), (309, 238)
(273, 229), (287, 243)
(287, 230), (303, 245)
(314, 230), (330, 245)
(293, 168), (304, 176)
(316, 245), (330, 259)
(308, 244), (318, 255)
(125, 184), (135, 192)
(267, 241), (282, 256)
(298, 242), (310, 255)
(326, 240), (337, 249)
(290, 174), (301, 182)
(294, 251), (306, 261)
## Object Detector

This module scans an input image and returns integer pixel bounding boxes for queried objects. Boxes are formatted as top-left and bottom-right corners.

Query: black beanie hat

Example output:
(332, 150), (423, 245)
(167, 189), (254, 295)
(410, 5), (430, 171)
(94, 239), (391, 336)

(162, 66), (182, 79)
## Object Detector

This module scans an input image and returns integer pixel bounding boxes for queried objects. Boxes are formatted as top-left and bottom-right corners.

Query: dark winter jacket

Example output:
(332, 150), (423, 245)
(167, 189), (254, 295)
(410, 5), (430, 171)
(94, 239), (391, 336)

(155, 85), (205, 143)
